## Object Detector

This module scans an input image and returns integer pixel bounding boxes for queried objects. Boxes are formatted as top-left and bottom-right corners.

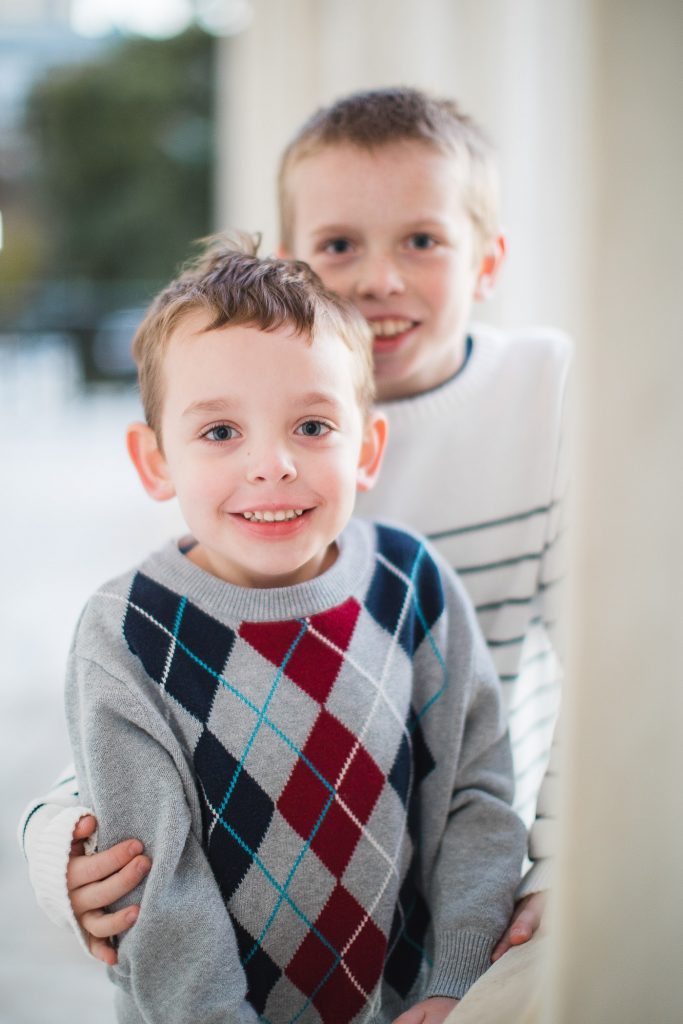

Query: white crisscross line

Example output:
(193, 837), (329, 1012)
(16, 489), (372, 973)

(304, 546), (440, 1003)
(96, 559), (437, 997)
(95, 588), (401, 881)
(96, 587), (407, 909)
(333, 551), (437, 998)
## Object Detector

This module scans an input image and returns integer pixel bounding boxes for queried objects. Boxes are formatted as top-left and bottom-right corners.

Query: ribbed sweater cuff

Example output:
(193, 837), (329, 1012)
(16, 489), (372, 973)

(24, 804), (96, 956)
(517, 857), (553, 899)
(429, 931), (495, 999)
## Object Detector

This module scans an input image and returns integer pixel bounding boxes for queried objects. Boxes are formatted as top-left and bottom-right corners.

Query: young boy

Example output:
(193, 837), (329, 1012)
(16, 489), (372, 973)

(20, 88), (569, 968)
(59, 239), (526, 1023)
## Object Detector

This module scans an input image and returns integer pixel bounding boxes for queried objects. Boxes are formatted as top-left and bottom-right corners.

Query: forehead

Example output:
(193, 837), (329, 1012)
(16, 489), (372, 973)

(287, 140), (470, 231)
(162, 314), (360, 400)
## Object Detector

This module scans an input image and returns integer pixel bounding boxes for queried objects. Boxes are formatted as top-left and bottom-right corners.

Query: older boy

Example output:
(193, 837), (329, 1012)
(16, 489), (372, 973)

(61, 240), (525, 1023)
(20, 88), (569, 966)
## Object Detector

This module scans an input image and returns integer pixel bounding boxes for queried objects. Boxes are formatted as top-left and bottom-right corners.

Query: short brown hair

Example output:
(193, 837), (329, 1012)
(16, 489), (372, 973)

(278, 86), (500, 253)
(132, 234), (375, 438)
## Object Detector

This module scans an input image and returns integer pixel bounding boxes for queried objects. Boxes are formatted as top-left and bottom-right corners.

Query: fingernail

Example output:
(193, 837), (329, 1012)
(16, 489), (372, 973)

(125, 908), (139, 925)
(136, 857), (151, 876)
(128, 841), (143, 857)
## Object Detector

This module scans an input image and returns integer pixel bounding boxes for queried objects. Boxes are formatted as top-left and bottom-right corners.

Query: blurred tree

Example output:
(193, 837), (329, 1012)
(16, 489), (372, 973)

(24, 26), (214, 291)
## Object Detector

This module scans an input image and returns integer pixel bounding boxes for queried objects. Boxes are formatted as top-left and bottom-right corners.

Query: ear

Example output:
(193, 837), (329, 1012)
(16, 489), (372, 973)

(473, 231), (506, 301)
(126, 422), (176, 502)
(356, 412), (388, 493)
(276, 243), (290, 259)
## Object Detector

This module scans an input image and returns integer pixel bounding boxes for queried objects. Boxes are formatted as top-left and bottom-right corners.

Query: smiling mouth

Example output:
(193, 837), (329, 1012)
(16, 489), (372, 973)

(239, 508), (306, 522)
(369, 318), (416, 340)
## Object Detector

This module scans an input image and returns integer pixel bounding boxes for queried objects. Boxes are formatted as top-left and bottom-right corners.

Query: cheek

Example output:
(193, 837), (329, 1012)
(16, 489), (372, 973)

(310, 261), (353, 298)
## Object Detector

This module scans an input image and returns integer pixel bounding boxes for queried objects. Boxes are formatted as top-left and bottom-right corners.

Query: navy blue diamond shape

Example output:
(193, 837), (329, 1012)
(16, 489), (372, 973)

(388, 732), (412, 806)
(164, 601), (235, 724)
(196, 730), (274, 902)
(233, 917), (282, 1015)
(399, 550), (445, 655)
(408, 707), (436, 786)
(384, 858), (431, 998)
(124, 573), (184, 682)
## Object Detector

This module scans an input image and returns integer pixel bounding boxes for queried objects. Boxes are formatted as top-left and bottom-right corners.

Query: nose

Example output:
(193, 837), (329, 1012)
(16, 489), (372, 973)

(245, 440), (297, 485)
(354, 252), (405, 300)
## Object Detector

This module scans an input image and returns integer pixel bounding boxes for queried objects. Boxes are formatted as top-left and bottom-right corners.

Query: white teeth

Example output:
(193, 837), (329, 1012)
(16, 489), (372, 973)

(370, 318), (413, 338)
(242, 509), (304, 521)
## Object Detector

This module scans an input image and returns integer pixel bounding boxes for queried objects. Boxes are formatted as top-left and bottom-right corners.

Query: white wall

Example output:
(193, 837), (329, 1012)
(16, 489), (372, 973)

(215, 0), (590, 338)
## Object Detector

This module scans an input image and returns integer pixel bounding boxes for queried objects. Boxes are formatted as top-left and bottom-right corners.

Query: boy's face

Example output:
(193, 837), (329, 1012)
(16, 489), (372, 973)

(128, 315), (385, 588)
(284, 141), (492, 402)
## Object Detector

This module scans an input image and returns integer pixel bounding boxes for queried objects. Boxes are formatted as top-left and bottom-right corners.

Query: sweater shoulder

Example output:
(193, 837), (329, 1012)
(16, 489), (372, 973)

(71, 556), (169, 668)
(472, 321), (572, 371)
(367, 520), (473, 620)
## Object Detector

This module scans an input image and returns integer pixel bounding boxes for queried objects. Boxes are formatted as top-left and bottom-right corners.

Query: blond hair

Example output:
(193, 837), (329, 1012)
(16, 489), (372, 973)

(278, 87), (500, 254)
(132, 234), (375, 439)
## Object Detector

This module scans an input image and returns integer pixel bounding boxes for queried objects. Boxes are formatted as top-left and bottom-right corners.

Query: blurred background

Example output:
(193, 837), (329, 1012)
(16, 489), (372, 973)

(1, 2), (681, 1023)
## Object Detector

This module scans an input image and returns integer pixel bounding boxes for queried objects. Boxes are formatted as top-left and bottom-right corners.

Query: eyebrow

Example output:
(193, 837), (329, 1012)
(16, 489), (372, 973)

(309, 216), (452, 239)
(297, 391), (344, 409)
(182, 398), (236, 418)
(182, 392), (344, 418)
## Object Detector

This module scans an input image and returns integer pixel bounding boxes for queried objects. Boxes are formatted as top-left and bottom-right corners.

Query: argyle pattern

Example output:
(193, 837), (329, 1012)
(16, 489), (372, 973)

(122, 524), (447, 1023)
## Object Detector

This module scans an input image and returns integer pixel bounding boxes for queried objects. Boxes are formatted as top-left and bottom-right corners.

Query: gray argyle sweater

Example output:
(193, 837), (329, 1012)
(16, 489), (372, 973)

(65, 518), (525, 1024)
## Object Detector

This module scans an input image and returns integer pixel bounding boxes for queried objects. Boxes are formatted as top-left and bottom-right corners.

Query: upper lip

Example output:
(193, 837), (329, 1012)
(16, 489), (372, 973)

(230, 503), (311, 514)
(364, 314), (418, 323)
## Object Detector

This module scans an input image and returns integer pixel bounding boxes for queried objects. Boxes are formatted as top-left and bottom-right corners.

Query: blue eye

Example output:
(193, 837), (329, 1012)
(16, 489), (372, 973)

(204, 424), (238, 442)
(409, 233), (436, 250)
(296, 420), (330, 437)
(323, 238), (352, 255)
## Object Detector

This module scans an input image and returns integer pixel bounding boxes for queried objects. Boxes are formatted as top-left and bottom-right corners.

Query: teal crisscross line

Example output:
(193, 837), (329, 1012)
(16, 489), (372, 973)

(134, 596), (373, 1002)
(406, 544), (449, 725)
(123, 546), (442, 1018)
(172, 595), (187, 638)
(129, 600), (343, 799)
(215, 620), (308, 827)
(202, 788), (344, 979)
(242, 786), (336, 968)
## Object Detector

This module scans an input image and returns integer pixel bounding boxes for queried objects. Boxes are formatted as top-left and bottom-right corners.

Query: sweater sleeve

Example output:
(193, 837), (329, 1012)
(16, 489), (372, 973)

(426, 577), (528, 1000)
(65, 650), (259, 1024)
(17, 767), (95, 952)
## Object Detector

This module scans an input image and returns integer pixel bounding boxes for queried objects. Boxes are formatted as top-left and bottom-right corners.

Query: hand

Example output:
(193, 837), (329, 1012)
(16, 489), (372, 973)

(392, 996), (460, 1023)
(67, 815), (152, 965)
(491, 890), (546, 962)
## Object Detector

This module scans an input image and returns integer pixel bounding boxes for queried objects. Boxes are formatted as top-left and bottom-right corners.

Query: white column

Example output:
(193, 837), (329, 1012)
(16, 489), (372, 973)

(545, 1), (683, 1020)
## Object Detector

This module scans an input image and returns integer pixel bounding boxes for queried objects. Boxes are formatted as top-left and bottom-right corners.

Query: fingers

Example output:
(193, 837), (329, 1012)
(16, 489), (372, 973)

(81, 904), (139, 940)
(508, 908), (535, 945)
(67, 838), (145, 890)
(70, 854), (151, 918)
(72, 814), (98, 842)
(491, 920), (532, 963)
(392, 1008), (426, 1024)
(491, 933), (511, 962)
(88, 934), (119, 966)
(491, 893), (544, 962)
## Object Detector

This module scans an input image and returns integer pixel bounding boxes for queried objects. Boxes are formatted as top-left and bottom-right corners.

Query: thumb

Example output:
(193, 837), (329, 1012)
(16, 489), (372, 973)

(72, 814), (98, 842)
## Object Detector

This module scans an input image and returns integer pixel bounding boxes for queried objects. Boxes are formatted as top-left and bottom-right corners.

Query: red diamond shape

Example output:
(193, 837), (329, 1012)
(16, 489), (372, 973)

(278, 710), (384, 876)
(240, 600), (360, 705)
(287, 884), (387, 1024)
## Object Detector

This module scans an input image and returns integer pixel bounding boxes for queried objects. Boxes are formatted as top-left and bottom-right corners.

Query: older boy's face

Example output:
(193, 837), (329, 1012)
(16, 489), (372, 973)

(154, 316), (372, 588)
(285, 141), (484, 402)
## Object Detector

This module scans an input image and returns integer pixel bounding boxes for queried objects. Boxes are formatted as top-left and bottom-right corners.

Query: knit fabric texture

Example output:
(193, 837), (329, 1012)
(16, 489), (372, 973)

(65, 519), (526, 1024)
